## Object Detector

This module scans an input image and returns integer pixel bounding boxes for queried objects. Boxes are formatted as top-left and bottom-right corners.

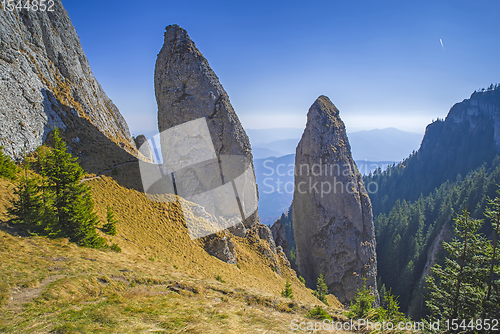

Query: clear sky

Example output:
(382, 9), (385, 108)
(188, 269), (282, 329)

(64, 0), (500, 136)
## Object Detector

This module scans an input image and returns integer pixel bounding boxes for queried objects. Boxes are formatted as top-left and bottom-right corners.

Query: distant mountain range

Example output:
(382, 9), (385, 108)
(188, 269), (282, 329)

(246, 128), (304, 144)
(347, 128), (423, 161)
(249, 127), (423, 161)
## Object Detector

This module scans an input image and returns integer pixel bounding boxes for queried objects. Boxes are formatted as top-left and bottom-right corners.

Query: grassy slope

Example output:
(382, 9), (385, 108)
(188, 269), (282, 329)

(0, 168), (347, 333)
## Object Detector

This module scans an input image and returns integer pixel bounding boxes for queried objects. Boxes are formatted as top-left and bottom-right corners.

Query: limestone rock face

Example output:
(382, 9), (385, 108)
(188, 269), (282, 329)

(0, 1), (133, 160)
(154, 25), (258, 227)
(292, 96), (378, 304)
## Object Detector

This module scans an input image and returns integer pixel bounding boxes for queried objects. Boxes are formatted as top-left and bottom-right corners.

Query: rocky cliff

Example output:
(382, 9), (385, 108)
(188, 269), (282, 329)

(0, 1), (134, 168)
(292, 95), (378, 304)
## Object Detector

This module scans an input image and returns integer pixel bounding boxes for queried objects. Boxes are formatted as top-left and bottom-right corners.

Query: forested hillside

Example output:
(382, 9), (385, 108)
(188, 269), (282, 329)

(376, 158), (500, 318)
(366, 85), (500, 320)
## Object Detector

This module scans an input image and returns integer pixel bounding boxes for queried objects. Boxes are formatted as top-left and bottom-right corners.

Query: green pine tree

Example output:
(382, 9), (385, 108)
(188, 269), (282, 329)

(281, 280), (294, 299)
(102, 206), (118, 236)
(379, 283), (388, 309)
(426, 209), (489, 321)
(313, 274), (329, 306)
(9, 160), (44, 232)
(0, 146), (17, 180)
(384, 288), (405, 322)
(483, 191), (500, 318)
(37, 129), (105, 248)
(345, 277), (375, 319)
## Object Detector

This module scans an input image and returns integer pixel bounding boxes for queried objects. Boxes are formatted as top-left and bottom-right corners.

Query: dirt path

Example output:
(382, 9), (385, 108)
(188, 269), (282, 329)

(6, 275), (65, 311)
(81, 160), (138, 182)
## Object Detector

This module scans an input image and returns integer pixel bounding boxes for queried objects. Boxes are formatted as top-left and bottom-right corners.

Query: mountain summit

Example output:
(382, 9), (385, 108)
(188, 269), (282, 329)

(292, 96), (378, 304)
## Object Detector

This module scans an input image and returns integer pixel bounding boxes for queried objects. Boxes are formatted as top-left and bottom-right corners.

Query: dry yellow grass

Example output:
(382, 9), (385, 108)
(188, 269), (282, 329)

(0, 170), (350, 333)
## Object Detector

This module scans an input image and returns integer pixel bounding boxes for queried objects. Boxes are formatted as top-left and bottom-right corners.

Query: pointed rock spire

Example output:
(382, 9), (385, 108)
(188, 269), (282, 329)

(154, 25), (259, 228)
(292, 95), (378, 304)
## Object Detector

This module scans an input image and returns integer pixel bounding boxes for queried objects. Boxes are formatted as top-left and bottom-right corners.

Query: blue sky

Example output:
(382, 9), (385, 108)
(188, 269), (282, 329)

(64, 0), (500, 136)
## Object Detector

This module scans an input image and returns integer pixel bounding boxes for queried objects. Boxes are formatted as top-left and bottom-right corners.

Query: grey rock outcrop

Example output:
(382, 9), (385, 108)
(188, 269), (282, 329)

(270, 219), (290, 257)
(154, 24), (258, 228)
(257, 224), (277, 254)
(271, 220), (291, 268)
(204, 231), (237, 265)
(292, 95), (378, 304)
(0, 1), (133, 160)
(446, 89), (500, 147)
(135, 135), (154, 163)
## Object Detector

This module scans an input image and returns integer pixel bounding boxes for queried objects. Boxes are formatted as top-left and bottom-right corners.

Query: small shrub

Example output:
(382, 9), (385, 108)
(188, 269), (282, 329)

(307, 306), (332, 321)
(112, 167), (119, 175)
(299, 276), (306, 285)
(173, 265), (178, 270)
(281, 280), (294, 299)
(110, 243), (121, 253)
(215, 275), (225, 283)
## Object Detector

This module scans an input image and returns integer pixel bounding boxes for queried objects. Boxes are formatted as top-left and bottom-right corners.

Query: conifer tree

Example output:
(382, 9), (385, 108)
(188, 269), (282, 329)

(0, 146), (17, 180)
(384, 288), (404, 321)
(379, 283), (388, 309)
(102, 206), (118, 236)
(281, 280), (294, 299)
(483, 191), (500, 317)
(9, 159), (44, 231)
(345, 277), (375, 319)
(40, 129), (104, 247)
(426, 209), (489, 321)
(314, 274), (329, 306)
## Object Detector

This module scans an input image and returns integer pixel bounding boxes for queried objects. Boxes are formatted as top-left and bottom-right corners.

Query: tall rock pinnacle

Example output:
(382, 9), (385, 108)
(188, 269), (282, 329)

(292, 96), (378, 304)
(154, 25), (259, 228)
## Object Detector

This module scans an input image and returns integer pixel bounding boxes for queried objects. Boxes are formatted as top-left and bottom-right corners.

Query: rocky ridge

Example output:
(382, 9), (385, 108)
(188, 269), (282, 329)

(292, 95), (378, 304)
